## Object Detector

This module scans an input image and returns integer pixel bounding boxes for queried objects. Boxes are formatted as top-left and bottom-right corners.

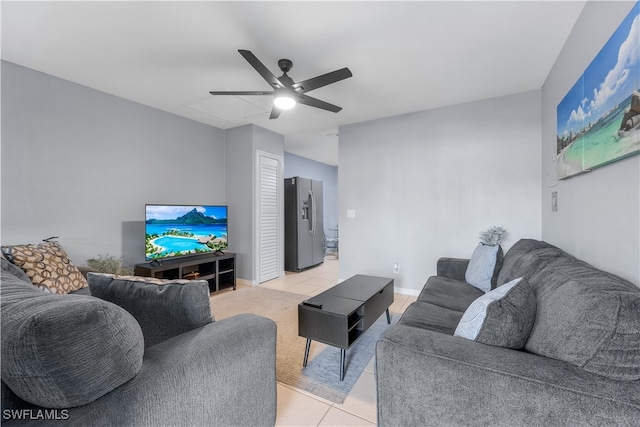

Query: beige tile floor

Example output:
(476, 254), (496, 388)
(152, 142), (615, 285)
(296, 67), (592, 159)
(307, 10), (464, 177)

(240, 256), (416, 427)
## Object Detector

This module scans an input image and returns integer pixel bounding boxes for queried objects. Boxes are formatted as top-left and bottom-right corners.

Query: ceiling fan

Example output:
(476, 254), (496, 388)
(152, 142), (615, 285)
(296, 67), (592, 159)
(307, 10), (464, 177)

(209, 49), (353, 119)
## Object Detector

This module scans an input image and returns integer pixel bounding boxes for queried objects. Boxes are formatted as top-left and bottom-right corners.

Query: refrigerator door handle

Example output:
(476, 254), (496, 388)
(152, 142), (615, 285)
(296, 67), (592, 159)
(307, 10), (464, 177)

(311, 191), (316, 235)
(308, 191), (314, 233)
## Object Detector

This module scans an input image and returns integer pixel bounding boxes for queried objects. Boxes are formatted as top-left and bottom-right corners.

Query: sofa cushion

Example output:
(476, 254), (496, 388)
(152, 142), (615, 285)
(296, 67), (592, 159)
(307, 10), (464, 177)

(525, 256), (640, 381)
(2, 241), (88, 294)
(88, 273), (214, 347)
(465, 243), (500, 292)
(70, 286), (92, 296)
(454, 277), (536, 349)
(418, 276), (484, 312)
(398, 301), (464, 335)
(497, 239), (565, 286)
(1, 270), (144, 408)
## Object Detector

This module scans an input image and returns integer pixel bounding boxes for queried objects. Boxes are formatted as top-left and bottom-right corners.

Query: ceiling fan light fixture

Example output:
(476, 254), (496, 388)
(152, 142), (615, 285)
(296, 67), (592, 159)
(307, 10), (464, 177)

(274, 95), (296, 110)
(209, 50), (352, 119)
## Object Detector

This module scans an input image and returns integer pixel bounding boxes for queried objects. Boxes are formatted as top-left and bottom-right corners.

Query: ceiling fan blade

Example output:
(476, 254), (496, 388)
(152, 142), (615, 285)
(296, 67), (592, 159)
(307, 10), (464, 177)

(269, 106), (282, 120)
(292, 68), (352, 93)
(297, 94), (342, 113)
(209, 91), (273, 95)
(238, 49), (285, 89)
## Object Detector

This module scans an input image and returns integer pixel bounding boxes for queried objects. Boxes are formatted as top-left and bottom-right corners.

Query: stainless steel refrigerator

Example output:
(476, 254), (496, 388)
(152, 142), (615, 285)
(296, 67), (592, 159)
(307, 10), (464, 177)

(284, 177), (324, 271)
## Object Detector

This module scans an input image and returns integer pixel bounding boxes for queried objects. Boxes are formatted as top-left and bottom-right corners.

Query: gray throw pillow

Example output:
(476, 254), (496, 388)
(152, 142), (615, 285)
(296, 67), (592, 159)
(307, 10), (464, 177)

(88, 273), (214, 348)
(1, 270), (144, 408)
(465, 243), (500, 292)
(454, 277), (536, 349)
(0, 257), (32, 284)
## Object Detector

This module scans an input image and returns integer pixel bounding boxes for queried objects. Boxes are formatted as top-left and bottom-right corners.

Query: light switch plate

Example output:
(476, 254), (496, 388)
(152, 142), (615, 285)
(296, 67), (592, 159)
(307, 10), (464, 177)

(347, 209), (356, 218)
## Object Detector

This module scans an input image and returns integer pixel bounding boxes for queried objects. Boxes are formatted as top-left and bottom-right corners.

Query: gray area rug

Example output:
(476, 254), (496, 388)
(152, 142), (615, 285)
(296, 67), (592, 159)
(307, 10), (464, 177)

(210, 286), (397, 403)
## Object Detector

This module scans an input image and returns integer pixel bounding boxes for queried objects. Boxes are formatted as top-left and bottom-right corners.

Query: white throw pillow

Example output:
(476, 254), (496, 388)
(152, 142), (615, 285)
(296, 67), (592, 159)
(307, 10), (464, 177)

(454, 277), (525, 342)
(465, 243), (499, 292)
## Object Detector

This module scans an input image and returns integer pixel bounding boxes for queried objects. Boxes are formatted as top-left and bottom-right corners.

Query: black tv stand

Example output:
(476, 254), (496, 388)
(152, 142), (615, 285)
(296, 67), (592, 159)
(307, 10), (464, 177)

(134, 252), (236, 293)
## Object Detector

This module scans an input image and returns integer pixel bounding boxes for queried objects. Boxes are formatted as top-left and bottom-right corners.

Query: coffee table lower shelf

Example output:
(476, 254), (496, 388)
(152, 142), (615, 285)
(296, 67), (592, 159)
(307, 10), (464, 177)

(301, 308), (391, 381)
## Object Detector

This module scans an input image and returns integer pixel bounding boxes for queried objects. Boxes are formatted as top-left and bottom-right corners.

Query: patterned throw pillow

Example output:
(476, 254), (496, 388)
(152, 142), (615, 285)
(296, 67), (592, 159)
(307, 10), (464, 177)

(454, 277), (536, 349)
(4, 242), (88, 294)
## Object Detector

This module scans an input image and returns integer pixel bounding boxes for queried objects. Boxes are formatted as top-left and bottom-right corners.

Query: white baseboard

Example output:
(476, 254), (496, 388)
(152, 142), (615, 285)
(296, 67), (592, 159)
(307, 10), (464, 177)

(236, 278), (254, 287)
(337, 278), (420, 297)
(394, 287), (420, 297)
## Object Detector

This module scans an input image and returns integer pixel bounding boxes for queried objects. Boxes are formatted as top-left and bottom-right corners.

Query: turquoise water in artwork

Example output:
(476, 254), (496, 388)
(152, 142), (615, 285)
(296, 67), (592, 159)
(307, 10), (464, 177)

(563, 93), (640, 171)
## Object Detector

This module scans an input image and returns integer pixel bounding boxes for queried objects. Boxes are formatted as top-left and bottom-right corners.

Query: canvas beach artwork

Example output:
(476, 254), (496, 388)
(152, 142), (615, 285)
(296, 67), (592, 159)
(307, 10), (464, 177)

(557, 2), (640, 180)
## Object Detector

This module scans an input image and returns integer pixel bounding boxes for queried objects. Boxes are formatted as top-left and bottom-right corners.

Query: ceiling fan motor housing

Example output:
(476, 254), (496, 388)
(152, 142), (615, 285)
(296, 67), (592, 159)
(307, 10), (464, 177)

(278, 59), (293, 73)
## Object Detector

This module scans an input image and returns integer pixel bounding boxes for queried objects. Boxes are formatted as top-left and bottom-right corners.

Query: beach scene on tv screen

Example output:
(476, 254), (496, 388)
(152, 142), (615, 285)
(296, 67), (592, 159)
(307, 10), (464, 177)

(145, 205), (228, 260)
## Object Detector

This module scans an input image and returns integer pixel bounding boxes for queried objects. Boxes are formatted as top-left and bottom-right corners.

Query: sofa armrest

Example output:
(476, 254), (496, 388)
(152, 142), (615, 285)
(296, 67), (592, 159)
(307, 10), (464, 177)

(4, 314), (277, 426)
(436, 257), (469, 281)
(376, 324), (640, 427)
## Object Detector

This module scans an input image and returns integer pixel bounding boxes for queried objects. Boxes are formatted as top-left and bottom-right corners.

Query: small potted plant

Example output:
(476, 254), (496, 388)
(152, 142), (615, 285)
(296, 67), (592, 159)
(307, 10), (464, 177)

(479, 226), (507, 246)
(86, 254), (134, 276)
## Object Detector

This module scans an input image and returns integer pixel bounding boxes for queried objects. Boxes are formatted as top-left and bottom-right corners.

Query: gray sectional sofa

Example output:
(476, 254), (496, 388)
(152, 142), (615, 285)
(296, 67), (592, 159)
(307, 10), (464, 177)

(376, 239), (640, 426)
(1, 258), (277, 426)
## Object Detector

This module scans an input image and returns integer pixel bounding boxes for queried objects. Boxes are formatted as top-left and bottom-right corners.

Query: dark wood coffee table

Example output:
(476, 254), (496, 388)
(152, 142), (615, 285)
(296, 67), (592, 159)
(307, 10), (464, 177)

(298, 274), (394, 380)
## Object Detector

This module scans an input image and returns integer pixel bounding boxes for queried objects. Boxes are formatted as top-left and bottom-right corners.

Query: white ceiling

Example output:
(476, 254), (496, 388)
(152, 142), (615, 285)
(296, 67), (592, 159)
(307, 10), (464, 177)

(1, 1), (587, 166)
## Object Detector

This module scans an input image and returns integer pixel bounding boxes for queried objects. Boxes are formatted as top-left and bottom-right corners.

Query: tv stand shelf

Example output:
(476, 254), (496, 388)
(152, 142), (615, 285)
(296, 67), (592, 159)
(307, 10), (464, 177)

(134, 252), (236, 293)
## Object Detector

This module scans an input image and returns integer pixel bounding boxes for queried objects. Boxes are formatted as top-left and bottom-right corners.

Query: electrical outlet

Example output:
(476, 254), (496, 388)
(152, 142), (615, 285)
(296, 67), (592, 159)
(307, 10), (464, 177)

(393, 262), (399, 274)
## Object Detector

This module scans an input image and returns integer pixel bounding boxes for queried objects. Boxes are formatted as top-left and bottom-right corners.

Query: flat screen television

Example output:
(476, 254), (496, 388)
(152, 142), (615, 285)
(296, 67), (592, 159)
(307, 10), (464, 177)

(145, 204), (228, 261)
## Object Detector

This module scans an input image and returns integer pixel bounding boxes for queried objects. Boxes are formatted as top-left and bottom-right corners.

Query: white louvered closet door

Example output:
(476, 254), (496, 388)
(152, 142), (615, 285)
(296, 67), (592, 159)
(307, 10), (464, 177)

(257, 154), (281, 283)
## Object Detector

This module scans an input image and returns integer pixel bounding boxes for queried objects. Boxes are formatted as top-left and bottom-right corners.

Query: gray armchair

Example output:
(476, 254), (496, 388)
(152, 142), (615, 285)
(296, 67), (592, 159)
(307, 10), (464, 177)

(1, 260), (277, 426)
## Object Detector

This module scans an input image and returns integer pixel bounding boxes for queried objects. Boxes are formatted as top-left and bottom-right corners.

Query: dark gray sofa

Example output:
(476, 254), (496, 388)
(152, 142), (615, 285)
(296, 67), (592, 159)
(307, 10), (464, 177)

(1, 259), (277, 426)
(376, 239), (640, 426)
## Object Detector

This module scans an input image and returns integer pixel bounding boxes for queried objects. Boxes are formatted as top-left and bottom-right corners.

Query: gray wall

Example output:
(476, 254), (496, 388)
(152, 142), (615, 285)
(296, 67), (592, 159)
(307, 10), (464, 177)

(338, 91), (542, 293)
(541, 1), (639, 285)
(284, 152), (339, 239)
(1, 61), (226, 267)
(254, 125), (285, 158)
(224, 125), (254, 281)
